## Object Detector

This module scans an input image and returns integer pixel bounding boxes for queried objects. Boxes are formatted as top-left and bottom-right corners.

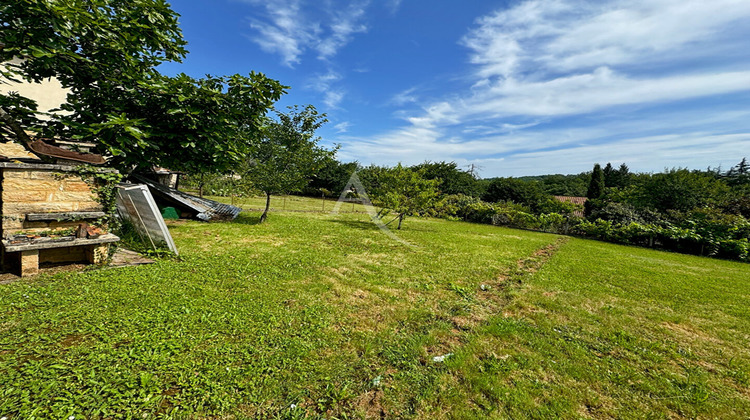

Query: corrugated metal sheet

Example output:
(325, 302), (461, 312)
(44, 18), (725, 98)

(132, 175), (242, 221)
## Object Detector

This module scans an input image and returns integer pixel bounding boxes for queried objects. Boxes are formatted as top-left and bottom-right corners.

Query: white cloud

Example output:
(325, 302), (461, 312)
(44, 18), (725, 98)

(316, 2), (369, 60)
(390, 87), (418, 106)
(334, 122), (351, 133)
(345, 0), (750, 174)
(308, 71), (346, 108)
(323, 90), (345, 108)
(386, 0), (403, 14)
(447, 0), (750, 122)
(473, 132), (750, 176)
(246, 0), (315, 67)
(469, 68), (750, 118)
(245, 0), (370, 67)
(462, 0), (750, 78)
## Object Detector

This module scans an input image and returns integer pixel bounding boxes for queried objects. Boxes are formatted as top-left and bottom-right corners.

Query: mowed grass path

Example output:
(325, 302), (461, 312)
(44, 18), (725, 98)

(0, 210), (748, 418)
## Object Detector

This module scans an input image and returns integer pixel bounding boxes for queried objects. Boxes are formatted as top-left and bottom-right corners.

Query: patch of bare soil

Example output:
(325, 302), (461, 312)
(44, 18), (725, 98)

(476, 237), (569, 311)
(516, 237), (569, 274)
(60, 333), (91, 348)
(0, 263), (88, 285)
(356, 389), (386, 419)
(661, 321), (723, 344)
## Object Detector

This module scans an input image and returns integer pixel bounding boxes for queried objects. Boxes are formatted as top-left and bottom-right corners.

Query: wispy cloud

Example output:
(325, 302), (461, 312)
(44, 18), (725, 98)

(386, 0), (403, 14)
(245, 0), (314, 67)
(390, 87), (418, 106)
(245, 0), (370, 67)
(339, 108), (750, 175)
(348, 0), (750, 175)
(461, 0), (750, 79)
(470, 132), (750, 176)
(308, 71), (346, 108)
(334, 122), (351, 133)
(315, 2), (369, 60)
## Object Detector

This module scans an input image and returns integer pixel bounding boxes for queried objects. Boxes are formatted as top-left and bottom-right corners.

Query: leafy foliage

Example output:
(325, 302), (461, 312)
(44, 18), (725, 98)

(243, 105), (335, 222)
(630, 168), (730, 213)
(482, 177), (546, 212)
(363, 164), (439, 229)
(1, 0), (285, 176)
(91, 73), (285, 174)
(412, 161), (482, 197)
(586, 164), (605, 200)
(304, 156), (359, 198)
(1, 0), (186, 141)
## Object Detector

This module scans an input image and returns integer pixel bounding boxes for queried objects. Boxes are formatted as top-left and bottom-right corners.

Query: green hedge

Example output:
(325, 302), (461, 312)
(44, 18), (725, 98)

(430, 195), (749, 262)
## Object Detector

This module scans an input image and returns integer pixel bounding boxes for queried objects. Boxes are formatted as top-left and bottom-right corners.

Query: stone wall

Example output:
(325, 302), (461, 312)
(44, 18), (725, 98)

(1, 165), (102, 235)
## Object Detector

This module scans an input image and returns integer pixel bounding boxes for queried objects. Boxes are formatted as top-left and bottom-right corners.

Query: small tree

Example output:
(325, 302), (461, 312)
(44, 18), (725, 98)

(368, 164), (439, 229)
(726, 158), (750, 187)
(244, 105), (335, 223)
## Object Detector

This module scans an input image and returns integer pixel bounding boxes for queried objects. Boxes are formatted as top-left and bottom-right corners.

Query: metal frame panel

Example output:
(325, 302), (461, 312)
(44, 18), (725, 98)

(115, 184), (178, 254)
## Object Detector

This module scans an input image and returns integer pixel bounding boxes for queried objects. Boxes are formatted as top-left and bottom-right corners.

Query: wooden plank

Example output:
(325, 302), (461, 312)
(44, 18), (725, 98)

(2, 233), (120, 252)
(26, 212), (106, 222)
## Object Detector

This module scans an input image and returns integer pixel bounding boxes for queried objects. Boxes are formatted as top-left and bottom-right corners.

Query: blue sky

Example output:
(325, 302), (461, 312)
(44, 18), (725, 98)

(161, 0), (750, 178)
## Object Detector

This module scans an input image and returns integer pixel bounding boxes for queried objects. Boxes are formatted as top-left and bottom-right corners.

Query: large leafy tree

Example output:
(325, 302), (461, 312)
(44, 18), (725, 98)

(244, 105), (335, 223)
(304, 156), (359, 198)
(0, 0), (186, 144)
(1, 0), (284, 174)
(89, 72), (285, 175)
(631, 168), (730, 213)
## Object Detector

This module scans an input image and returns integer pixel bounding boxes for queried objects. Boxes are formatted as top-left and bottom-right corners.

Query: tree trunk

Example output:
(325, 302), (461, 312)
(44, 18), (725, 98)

(260, 192), (272, 223)
(397, 213), (405, 230)
(198, 173), (204, 198)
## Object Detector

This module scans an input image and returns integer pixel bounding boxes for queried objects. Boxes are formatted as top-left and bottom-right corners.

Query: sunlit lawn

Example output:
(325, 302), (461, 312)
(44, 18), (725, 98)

(0, 207), (748, 418)
(193, 192), (368, 213)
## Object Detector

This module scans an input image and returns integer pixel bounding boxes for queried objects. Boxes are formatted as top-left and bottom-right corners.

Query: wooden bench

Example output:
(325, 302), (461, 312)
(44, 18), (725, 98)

(2, 233), (120, 277)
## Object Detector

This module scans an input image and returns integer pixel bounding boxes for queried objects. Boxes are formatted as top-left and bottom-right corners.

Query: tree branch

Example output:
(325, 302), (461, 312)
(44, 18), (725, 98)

(0, 107), (34, 146)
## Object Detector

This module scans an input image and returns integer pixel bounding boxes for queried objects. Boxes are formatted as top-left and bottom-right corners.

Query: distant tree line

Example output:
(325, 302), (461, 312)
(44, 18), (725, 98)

(285, 157), (750, 261)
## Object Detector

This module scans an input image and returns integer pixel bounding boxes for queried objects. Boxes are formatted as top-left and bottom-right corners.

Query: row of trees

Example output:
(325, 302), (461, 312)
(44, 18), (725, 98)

(584, 160), (750, 217)
(284, 157), (750, 260)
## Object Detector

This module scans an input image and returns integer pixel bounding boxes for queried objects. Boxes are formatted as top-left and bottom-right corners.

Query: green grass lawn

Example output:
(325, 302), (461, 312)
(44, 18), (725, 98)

(0, 210), (748, 419)
(191, 193), (369, 213)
